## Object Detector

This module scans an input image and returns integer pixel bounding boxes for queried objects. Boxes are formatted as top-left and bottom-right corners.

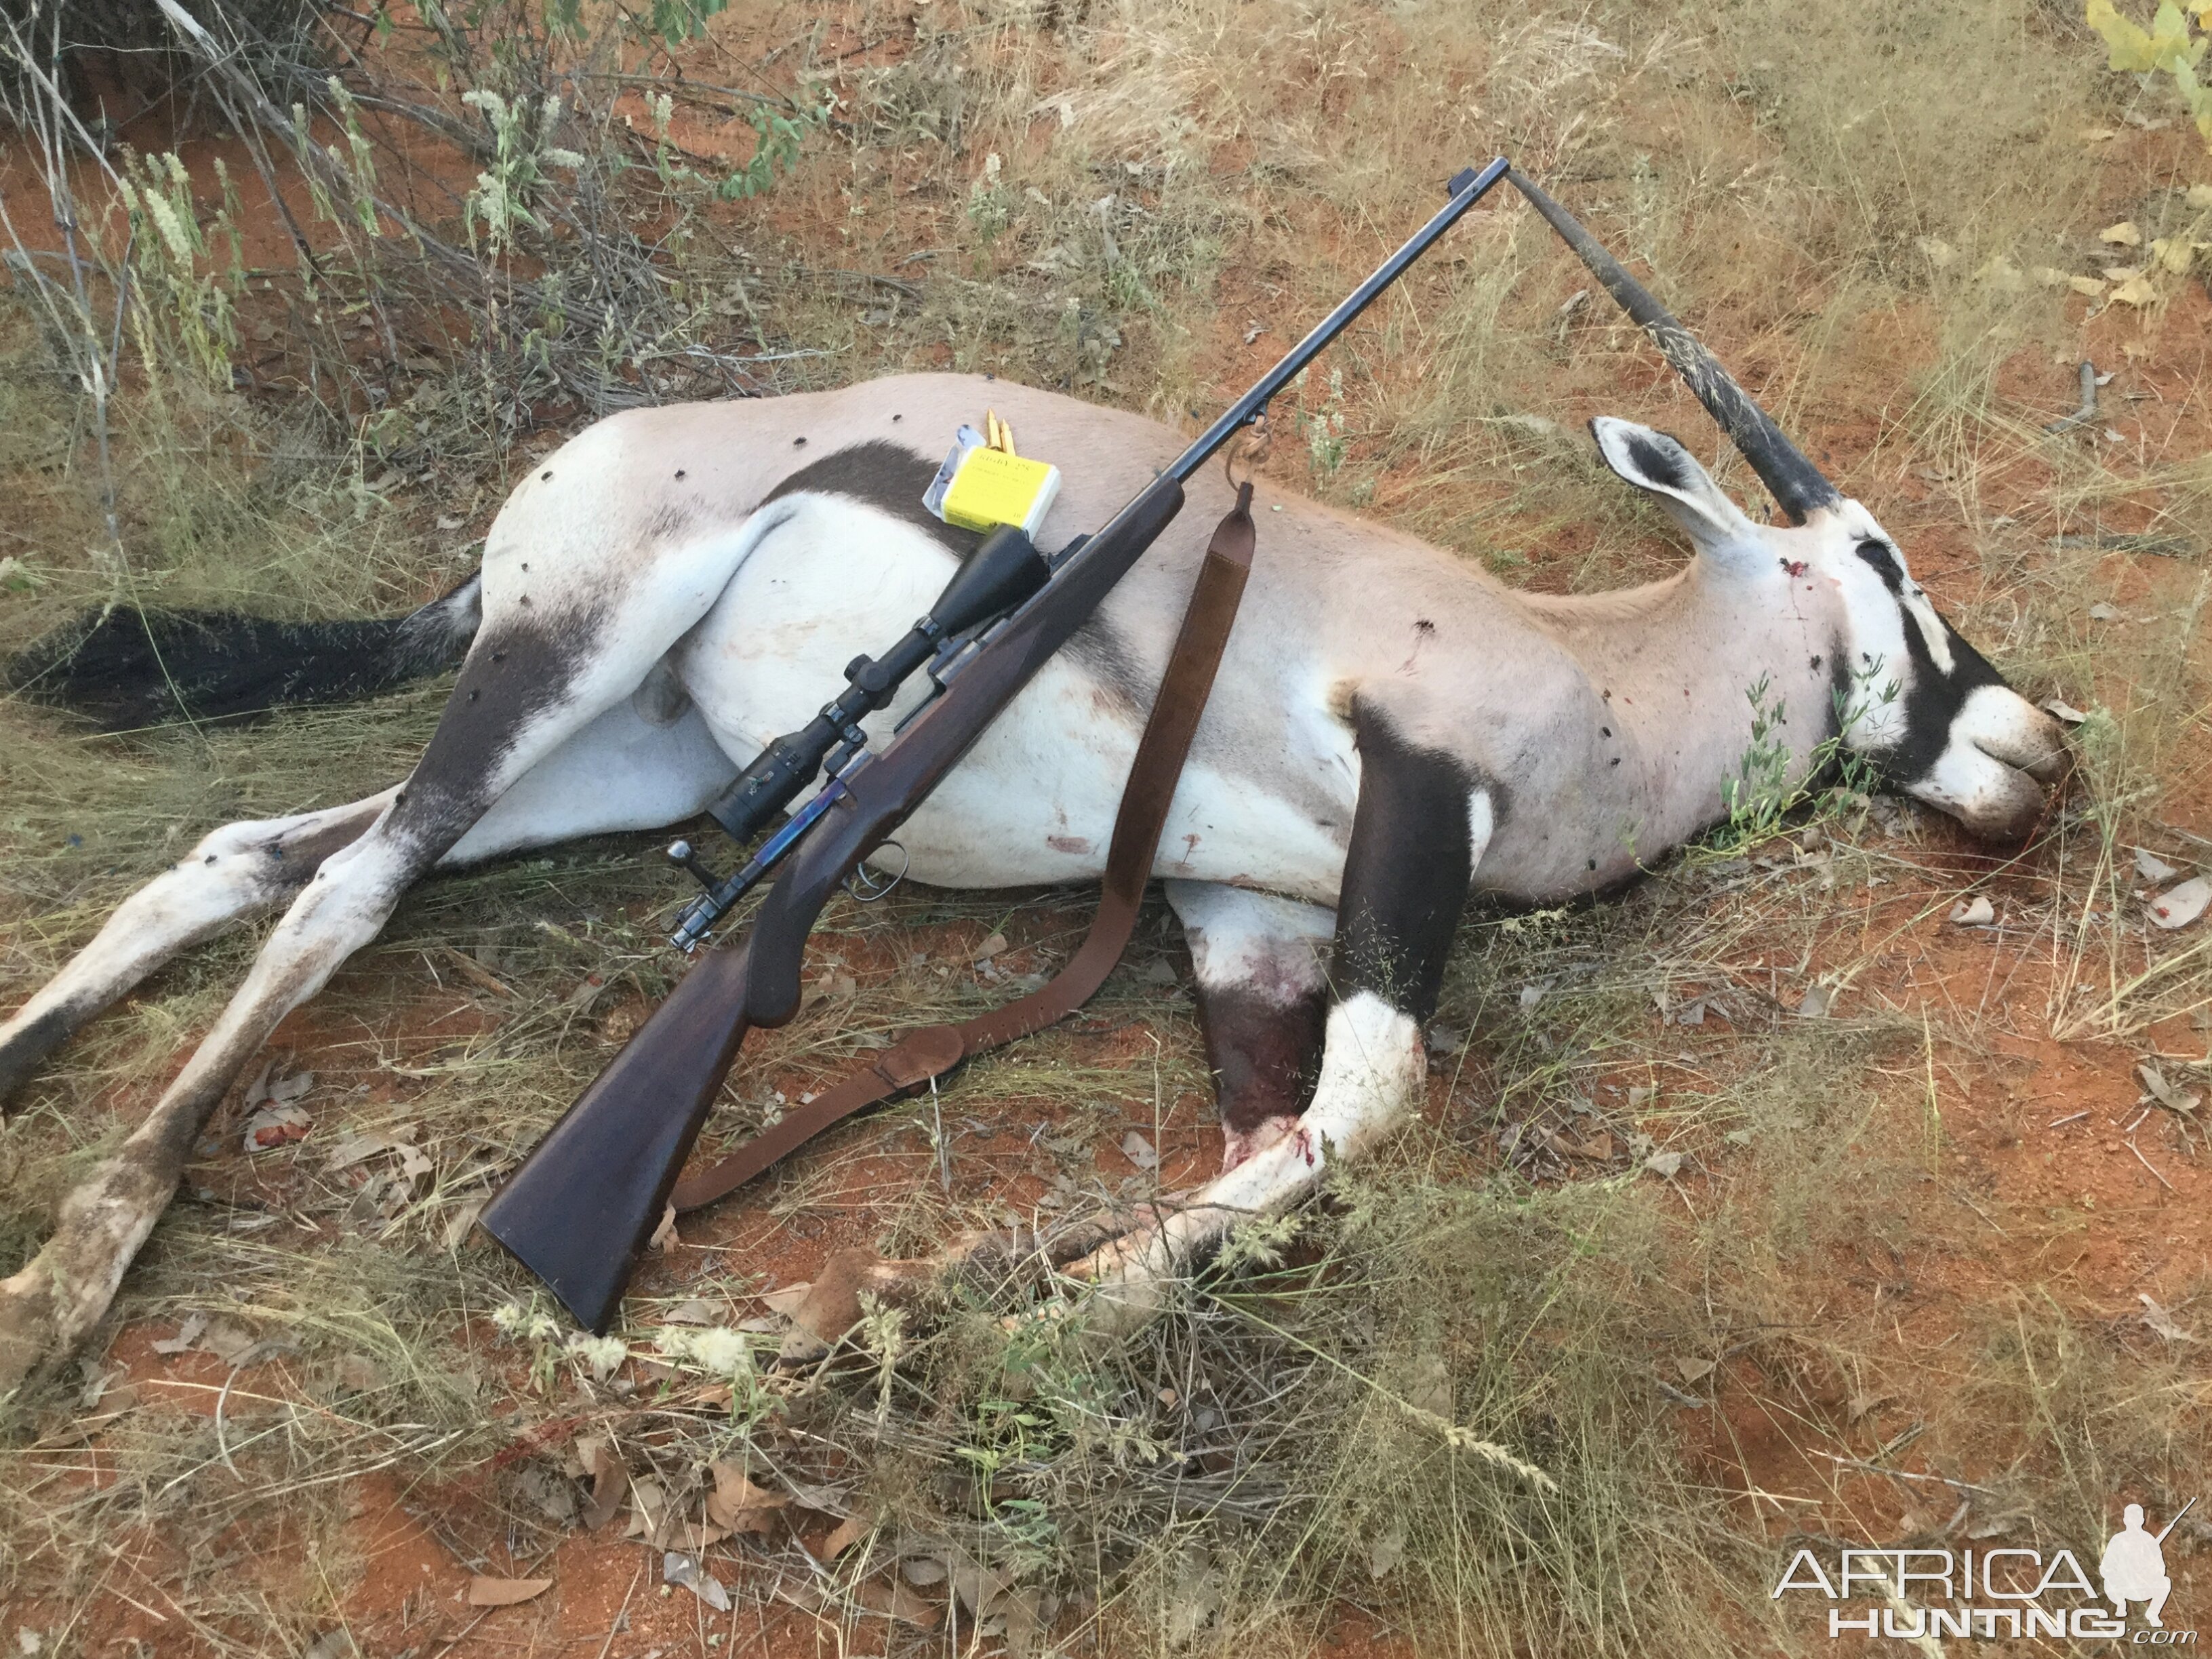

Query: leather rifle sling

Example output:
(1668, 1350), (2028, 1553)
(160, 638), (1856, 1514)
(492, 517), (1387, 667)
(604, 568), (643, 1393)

(670, 483), (1258, 1214)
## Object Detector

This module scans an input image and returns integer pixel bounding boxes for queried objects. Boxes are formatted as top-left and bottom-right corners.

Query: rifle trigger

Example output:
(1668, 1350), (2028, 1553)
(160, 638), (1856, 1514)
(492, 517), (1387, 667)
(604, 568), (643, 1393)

(847, 840), (909, 902)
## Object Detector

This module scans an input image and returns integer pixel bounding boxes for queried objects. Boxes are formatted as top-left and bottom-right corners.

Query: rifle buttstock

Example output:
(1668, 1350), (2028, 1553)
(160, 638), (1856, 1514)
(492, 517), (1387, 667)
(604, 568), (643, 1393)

(478, 938), (757, 1332)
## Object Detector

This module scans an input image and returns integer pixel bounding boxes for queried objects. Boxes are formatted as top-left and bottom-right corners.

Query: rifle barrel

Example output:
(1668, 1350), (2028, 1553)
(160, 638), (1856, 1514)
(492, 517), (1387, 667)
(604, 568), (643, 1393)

(1165, 157), (1508, 485)
(2155, 1495), (2196, 1544)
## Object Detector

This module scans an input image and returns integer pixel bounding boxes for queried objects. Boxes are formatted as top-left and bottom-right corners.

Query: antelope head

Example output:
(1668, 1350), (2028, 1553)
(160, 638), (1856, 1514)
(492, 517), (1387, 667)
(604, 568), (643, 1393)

(1515, 172), (2069, 843)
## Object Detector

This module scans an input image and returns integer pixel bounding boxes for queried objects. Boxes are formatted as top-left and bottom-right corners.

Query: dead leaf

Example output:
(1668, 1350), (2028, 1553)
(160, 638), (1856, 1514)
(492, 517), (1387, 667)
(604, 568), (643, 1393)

(2041, 696), (2088, 723)
(199, 1319), (259, 1365)
(2067, 275), (2106, 298)
(152, 1313), (207, 1356)
(265, 1069), (315, 1102)
(1847, 1390), (1885, 1423)
(2112, 273), (2160, 307)
(581, 1441), (626, 1532)
(663, 1552), (729, 1612)
(972, 932), (1009, 963)
(1950, 895), (1996, 927)
(1367, 1517), (1409, 1578)
(1674, 1356), (1715, 1384)
(2089, 601), (2123, 621)
(1401, 1353), (1453, 1420)
(2150, 876), (2211, 930)
(335, 1353), (387, 1393)
(812, 1513), (870, 1561)
(2150, 236), (2196, 275)
(853, 1576), (944, 1627)
(806, 968), (858, 1006)
(2135, 847), (2180, 883)
(759, 1282), (811, 1317)
(2191, 183), (2212, 209)
(705, 1460), (789, 1534)
(621, 1476), (670, 1540)
(1645, 1149), (1687, 1179)
(466, 1577), (551, 1607)
(443, 1196), (486, 1250)
(1002, 1587), (1045, 1659)
(2099, 220), (2143, 246)
(2137, 1063), (2202, 1118)
(243, 1102), (312, 1151)
(1794, 984), (1833, 1020)
(901, 1555), (949, 1586)
(663, 1298), (719, 1325)
(647, 1204), (681, 1252)
(1119, 1130), (1159, 1170)
(2139, 1293), (2196, 1342)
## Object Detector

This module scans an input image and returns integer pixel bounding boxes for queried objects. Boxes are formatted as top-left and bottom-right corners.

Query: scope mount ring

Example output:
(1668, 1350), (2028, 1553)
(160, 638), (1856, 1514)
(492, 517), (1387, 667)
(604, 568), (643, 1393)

(848, 839), (909, 902)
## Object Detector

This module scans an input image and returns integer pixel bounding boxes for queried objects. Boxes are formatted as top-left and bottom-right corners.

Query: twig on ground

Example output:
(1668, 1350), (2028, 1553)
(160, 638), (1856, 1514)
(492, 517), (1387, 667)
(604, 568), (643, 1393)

(2044, 359), (2098, 434)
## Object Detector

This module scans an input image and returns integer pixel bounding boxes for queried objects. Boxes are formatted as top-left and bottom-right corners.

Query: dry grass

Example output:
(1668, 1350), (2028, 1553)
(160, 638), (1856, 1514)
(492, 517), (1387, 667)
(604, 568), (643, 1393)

(4, 1), (2212, 1654)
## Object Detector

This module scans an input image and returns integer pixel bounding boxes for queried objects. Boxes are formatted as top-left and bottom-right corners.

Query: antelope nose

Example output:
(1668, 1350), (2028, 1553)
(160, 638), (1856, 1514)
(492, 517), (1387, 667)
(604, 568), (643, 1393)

(1960, 687), (2070, 784)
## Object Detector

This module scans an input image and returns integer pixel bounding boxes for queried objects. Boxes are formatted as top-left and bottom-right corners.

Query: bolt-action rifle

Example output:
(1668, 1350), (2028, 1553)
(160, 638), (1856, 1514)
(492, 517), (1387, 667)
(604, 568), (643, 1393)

(478, 159), (1512, 1332)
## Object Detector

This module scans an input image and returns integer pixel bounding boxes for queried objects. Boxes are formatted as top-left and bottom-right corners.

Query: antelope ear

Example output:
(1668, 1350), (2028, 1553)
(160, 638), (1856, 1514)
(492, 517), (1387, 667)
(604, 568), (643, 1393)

(1589, 418), (1761, 555)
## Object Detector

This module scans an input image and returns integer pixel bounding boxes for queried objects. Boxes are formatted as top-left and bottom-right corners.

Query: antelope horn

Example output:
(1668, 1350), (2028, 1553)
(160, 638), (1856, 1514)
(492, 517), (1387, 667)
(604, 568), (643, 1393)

(1508, 167), (1840, 525)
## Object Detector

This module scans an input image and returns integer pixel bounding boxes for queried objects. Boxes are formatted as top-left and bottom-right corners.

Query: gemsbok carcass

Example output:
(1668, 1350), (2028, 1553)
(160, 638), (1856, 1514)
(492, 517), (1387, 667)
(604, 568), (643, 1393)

(0, 182), (2068, 1384)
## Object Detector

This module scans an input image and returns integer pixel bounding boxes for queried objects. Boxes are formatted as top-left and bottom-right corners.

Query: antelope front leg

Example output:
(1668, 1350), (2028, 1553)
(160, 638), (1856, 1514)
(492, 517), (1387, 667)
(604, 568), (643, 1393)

(1060, 713), (1491, 1330)
(1057, 992), (1428, 1327)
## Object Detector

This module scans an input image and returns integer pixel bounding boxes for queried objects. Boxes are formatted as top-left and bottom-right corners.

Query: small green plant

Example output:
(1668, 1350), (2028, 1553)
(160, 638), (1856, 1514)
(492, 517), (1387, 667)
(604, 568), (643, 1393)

(648, 88), (831, 201)
(1712, 662), (1895, 852)
(461, 88), (586, 256)
(115, 151), (245, 394)
(1720, 673), (1794, 845)
(2087, 0), (2212, 148)
(1299, 365), (1350, 483)
(966, 150), (1013, 254)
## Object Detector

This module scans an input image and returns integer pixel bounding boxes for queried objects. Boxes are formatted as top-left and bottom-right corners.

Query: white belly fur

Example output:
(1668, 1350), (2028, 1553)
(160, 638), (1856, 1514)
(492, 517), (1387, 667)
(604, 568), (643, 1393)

(670, 496), (1348, 899)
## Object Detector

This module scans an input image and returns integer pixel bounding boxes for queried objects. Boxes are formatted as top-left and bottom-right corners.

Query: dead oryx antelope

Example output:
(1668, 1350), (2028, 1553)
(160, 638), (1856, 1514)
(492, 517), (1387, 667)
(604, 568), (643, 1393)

(0, 172), (2067, 1383)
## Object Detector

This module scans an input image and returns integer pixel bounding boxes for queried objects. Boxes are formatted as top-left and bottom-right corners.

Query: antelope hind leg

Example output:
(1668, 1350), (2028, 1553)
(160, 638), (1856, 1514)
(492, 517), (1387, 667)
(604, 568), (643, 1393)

(0, 638), (733, 1388)
(0, 790), (398, 1110)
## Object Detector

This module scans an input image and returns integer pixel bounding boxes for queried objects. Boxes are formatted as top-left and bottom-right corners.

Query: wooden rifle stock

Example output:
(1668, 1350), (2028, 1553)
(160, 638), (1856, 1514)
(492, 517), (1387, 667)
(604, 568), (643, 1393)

(477, 938), (755, 1330)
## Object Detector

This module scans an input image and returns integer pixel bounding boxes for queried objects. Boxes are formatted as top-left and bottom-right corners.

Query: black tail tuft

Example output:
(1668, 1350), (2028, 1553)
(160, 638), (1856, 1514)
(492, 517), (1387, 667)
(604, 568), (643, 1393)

(5, 573), (483, 732)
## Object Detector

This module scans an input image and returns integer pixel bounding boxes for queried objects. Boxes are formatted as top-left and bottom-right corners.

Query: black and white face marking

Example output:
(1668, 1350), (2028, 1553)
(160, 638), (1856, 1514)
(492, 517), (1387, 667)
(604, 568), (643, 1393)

(1817, 500), (2068, 840)
(1590, 419), (2067, 844)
